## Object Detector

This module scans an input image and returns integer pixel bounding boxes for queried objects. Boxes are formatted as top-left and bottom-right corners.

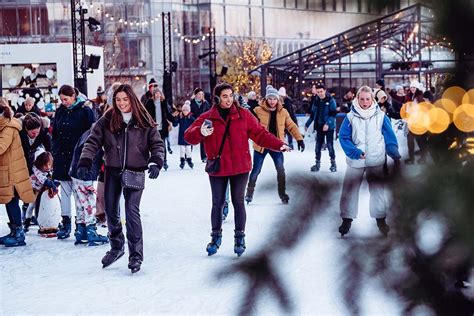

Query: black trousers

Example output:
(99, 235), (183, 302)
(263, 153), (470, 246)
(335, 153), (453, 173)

(407, 131), (427, 160)
(209, 173), (248, 231)
(159, 130), (167, 163)
(104, 169), (144, 261)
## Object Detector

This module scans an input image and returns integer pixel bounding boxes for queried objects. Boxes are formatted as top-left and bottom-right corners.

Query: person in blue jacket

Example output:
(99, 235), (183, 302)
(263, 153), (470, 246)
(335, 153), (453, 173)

(338, 86), (401, 237)
(52, 85), (95, 239)
(305, 84), (338, 172)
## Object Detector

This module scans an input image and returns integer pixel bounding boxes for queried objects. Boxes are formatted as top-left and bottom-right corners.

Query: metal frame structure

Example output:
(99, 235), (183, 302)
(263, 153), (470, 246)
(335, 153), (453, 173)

(71, 0), (87, 95)
(251, 4), (456, 103)
(162, 12), (173, 104)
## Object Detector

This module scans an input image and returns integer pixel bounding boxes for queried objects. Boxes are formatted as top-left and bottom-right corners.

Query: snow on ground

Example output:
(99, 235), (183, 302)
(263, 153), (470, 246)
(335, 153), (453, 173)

(0, 120), (409, 315)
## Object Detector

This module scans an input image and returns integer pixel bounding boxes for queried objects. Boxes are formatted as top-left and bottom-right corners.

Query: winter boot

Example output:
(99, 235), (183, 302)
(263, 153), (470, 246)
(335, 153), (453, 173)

(23, 218), (32, 233)
(338, 218), (353, 237)
(4, 225), (26, 247)
(74, 223), (88, 245)
(245, 181), (256, 204)
(0, 223), (15, 245)
(186, 158), (194, 169)
(222, 201), (229, 221)
(310, 160), (321, 172)
(163, 160), (169, 171)
(102, 247), (125, 268)
(179, 158), (185, 169)
(376, 218), (390, 237)
(234, 230), (246, 257)
(206, 229), (222, 256)
(86, 224), (109, 246)
(277, 171), (289, 204)
(330, 159), (337, 172)
(128, 255), (142, 274)
(57, 216), (72, 239)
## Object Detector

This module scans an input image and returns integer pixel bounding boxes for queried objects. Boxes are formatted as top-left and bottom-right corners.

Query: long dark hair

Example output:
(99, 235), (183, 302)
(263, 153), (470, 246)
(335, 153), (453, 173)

(213, 83), (239, 108)
(107, 84), (156, 133)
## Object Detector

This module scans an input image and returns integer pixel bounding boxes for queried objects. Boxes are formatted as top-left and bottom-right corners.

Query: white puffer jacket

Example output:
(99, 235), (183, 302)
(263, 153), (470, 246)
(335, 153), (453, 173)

(345, 103), (386, 168)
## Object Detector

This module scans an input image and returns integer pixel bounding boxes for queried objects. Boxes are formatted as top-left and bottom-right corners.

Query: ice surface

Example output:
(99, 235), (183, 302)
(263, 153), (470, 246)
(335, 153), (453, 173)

(0, 120), (408, 315)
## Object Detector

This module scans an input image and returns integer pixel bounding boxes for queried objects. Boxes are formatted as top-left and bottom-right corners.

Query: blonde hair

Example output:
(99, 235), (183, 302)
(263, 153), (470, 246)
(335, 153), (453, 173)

(356, 86), (375, 100)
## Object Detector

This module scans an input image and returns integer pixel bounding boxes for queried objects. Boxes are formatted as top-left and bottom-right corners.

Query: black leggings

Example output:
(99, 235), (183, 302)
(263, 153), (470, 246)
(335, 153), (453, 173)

(209, 173), (249, 231)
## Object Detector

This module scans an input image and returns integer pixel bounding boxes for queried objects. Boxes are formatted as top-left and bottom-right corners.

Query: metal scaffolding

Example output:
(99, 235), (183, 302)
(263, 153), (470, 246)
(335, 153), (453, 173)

(250, 3), (457, 103)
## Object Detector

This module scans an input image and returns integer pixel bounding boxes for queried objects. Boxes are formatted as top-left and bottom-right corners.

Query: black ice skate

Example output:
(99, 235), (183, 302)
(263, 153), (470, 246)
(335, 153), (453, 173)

(234, 230), (246, 257)
(310, 161), (321, 172)
(179, 158), (185, 169)
(330, 159), (337, 172)
(128, 255), (142, 274)
(102, 247), (125, 268)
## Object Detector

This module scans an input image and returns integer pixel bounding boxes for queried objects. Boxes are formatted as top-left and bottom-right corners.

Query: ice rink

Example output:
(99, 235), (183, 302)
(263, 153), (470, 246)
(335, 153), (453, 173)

(0, 120), (408, 315)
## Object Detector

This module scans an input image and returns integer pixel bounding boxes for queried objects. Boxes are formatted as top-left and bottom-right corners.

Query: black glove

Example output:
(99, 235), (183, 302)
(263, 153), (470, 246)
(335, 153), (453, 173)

(297, 140), (305, 152)
(44, 179), (58, 191)
(148, 165), (160, 179)
(76, 166), (91, 181)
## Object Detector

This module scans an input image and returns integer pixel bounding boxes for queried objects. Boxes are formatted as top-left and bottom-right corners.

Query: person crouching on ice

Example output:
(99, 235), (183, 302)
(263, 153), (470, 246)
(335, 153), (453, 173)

(338, 86), (401, 237)
(184, 83), (290, 257)
(245, 85), (305, 204)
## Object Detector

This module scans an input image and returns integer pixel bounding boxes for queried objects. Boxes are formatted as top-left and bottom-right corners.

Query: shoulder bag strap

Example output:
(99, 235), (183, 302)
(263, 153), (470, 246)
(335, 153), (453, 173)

(216, 118), (231, 159)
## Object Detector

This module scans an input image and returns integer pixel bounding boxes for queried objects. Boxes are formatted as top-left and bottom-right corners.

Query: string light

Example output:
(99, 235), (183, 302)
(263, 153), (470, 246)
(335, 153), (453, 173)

(100, 9), (211, 45)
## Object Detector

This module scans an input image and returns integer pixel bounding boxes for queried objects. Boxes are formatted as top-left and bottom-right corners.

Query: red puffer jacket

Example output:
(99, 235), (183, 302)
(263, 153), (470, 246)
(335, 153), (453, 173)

(184, 104), (284, 177)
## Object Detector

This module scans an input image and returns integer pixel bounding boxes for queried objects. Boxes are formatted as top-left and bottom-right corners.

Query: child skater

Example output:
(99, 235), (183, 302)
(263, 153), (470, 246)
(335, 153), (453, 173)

(25, 149), (60, 235)
(173, 101), (196, 169)
(338, 86), (401, 237)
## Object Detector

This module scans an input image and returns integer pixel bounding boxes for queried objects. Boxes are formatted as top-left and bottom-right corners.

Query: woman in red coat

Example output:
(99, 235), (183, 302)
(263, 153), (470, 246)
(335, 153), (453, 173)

(184, 83), (290, 257)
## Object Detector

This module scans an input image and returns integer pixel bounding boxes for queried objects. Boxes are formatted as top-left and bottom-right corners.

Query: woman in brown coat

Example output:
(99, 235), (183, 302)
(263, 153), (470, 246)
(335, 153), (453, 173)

(0, 97), (35, 247)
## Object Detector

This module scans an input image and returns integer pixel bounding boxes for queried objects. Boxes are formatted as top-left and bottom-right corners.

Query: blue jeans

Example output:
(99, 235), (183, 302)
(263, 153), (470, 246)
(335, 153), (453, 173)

(315, 128), (335, 161)
(249, 150), (285, 185)
(6, 196), (22, 226)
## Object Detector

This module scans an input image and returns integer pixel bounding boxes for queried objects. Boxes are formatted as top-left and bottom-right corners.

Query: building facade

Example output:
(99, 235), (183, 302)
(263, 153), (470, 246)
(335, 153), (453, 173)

(1, 0), (417, 101)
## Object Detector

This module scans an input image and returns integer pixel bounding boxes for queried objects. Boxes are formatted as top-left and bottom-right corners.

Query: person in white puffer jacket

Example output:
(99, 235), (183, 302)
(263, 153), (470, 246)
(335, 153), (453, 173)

(338, 86), (401, 237)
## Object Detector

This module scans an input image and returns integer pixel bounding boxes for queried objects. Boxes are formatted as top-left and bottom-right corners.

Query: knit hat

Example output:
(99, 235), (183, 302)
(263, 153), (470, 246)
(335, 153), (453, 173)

(410, 80), (421, 90)
(247, 91), (256, 99)
(395, 85), (403, 92)
(96, 86), (104, 96)
(148, 78), (157, 86)
(182, 101), (191, 112)
(265, 85), (279, 99)
(34, 147), (46, 162)
(376, 79), (385, 87)
(375, 89), (387, 102)
(278, 87), (287, 97)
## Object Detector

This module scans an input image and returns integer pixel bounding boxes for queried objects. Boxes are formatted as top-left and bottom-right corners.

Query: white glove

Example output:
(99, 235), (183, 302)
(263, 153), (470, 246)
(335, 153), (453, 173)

(200, 122), (214, 137)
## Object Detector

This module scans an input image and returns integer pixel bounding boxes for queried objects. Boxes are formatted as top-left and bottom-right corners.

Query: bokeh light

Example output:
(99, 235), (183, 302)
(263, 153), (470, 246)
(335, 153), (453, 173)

(427, 107), (450, 134)
(435, 98), (457, 114)
(461, 89), (474, 104)
(407, 107), (429, 135)
(453, 103), (474, 132)
(442, 86), (466, 106)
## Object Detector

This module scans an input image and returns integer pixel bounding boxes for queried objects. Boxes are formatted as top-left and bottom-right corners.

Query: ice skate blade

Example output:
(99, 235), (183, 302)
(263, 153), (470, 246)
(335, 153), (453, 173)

(130, 267), (141, 274)
(5, 241), (26, 247)
(74, 240), (88, 245)
(88, 241), (109, 247)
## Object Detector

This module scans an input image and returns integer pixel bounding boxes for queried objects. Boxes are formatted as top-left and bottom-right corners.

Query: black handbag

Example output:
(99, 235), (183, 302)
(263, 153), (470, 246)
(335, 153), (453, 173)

(205, 119), (231, 174)
(120, 125), (145, 190)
